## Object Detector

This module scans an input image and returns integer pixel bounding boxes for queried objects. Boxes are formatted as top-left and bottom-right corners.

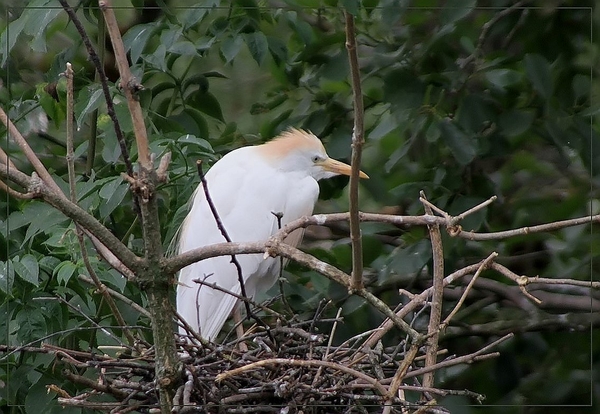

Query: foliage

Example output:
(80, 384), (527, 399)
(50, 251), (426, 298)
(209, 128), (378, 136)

(0, 1), (598, 413)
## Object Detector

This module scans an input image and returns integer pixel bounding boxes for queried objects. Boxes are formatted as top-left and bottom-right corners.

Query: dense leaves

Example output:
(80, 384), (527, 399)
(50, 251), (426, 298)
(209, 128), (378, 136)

(0, 1), (598, 413)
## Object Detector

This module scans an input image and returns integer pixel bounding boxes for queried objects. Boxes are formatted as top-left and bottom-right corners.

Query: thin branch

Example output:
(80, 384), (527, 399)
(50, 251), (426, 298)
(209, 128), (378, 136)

(195, 159), (253, 320)
(192, 278), (285, 320)
(457, 214), (600, 240)
(344, 10), (365, 291)
(385, 342), (420, 412)
(99, 0), (150, 169)
(440, 252), (498, 330)
(215, 358), (388, 396)
(66, 64), (135, 345)
(78, 274), (150, 318)
(65, 63), (76, 201)
(50, 295), (128, 348)
(57, 0), (135, 181)
(402, 333), (514, 380)
(0, 144), (17, 170)
(360, 261), (489, 351)
(459, 1), (526, 70)
(0, 178), (34, 199)
(0, 104), (63, 194)
(270, 242), (421, 342)
(420, 191), (444, 389)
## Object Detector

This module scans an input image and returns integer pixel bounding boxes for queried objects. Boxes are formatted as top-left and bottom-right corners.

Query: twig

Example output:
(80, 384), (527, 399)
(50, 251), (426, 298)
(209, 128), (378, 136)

(215, 358), (388, 396)
(452, 196), (497, 225)
(192, 278), (285, 320)
(0, 178), (34, 199)
(440, 252), (499, 330)
(195, 160), (253, 321)
(490, 262), (544, 304)
(57, 0), (135, 182)
(0, 104), (63, 194)
(271, 241), (421, 341)
(98, 0), (150, 169)
(66, 62), (137, 347)
(0, 144), (18, 170)
(65, 63), (76, 202)
(360, 260), (489, 351)
(402, 333), (513, 380)
(49, 295), (128, 348)
(384, 342), (420, 414)
(344, 10), (366, 291)
(272, 211), (293, 315)
(420, 191), (444, 389)
(459, 2), (526, 70)
(457, 214), (600, 240)
(78, 274), (150, 318)
(168, 208), (600, 274)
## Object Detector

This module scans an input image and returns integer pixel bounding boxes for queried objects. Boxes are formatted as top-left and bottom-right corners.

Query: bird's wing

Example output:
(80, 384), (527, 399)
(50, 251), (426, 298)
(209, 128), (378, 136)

(177, 149), (319, 340)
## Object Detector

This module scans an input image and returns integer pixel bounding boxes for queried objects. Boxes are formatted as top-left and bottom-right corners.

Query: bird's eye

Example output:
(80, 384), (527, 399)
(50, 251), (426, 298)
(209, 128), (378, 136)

(312, 155), (321, 163)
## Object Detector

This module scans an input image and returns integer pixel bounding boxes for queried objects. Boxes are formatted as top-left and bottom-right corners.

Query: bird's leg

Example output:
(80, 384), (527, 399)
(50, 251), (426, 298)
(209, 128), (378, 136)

(233, 305), (248, 352)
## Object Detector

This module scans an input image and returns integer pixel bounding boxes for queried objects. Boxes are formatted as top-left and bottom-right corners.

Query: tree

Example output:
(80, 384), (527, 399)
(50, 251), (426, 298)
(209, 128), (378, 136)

(0, 1), (598, 413)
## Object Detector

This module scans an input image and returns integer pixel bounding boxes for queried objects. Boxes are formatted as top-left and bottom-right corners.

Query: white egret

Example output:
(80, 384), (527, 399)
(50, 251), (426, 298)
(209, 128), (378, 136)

(176, 128), (368, 341)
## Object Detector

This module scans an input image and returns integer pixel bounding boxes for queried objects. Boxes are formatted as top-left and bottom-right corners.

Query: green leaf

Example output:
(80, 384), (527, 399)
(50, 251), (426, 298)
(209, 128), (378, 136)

(144, 44), (167, 71)
(524, 53), (553, 99)
(98, 177), (129, 219)
(244, 32), (269, 66)
(169, 40), (198, 56)
(23, 1), (61, 53)
(167, 109), (209, 138)
(485, 69), (522, 89)
(179, 1), (220, 29)
(0, 19), (25, 66)
(123, 23), (160, 63)
(438, 118), (477, 165)
(190, 91), (225, 122)
(75, 86), (104, 129)
(498, 110), (535, 138)
(55, 261), (77, 285)
(177, 134), (214, 152)
(221, 36), (244, 63)
(13, 254), (39, 286)
(22, 203), (69, 246)
(0, 261), (15, 294)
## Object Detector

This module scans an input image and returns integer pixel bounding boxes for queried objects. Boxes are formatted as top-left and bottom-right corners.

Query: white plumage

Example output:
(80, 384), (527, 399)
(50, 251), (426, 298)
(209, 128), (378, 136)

(176, 128), (367, 341)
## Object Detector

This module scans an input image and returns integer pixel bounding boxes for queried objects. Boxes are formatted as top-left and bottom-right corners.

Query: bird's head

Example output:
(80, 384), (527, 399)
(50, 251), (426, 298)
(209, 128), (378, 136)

(259, 128), (369, 181)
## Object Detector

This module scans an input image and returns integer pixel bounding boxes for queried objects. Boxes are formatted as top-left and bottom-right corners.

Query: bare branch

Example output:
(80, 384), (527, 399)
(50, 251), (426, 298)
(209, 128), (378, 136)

(195, 159), (252, 319)
(440, 252), (498, 330)
(216, 358), (388, 396)
(57, 0), (135, 182)
(99, 0), (150, 169)
(0, 177), (35, 199)
(457, 214), (600, 240)
(420, 191), (444, 389)
(344, 11), (366, 291)
(403, 333), (514, 380)
(0, 104), (62, 194)
(78, 274), (150, 318)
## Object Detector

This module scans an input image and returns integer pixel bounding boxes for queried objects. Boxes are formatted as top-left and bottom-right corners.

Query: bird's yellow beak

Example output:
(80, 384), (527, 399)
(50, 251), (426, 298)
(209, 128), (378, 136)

(319, 158), (369, 179)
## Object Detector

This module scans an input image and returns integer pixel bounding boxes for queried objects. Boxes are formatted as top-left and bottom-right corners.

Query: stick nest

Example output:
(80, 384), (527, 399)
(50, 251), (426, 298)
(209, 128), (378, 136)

(52, 315), (480, 413)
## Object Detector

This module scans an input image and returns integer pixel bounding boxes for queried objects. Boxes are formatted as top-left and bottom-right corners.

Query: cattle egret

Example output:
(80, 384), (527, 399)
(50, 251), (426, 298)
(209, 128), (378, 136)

(176, 128), (368, 341)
